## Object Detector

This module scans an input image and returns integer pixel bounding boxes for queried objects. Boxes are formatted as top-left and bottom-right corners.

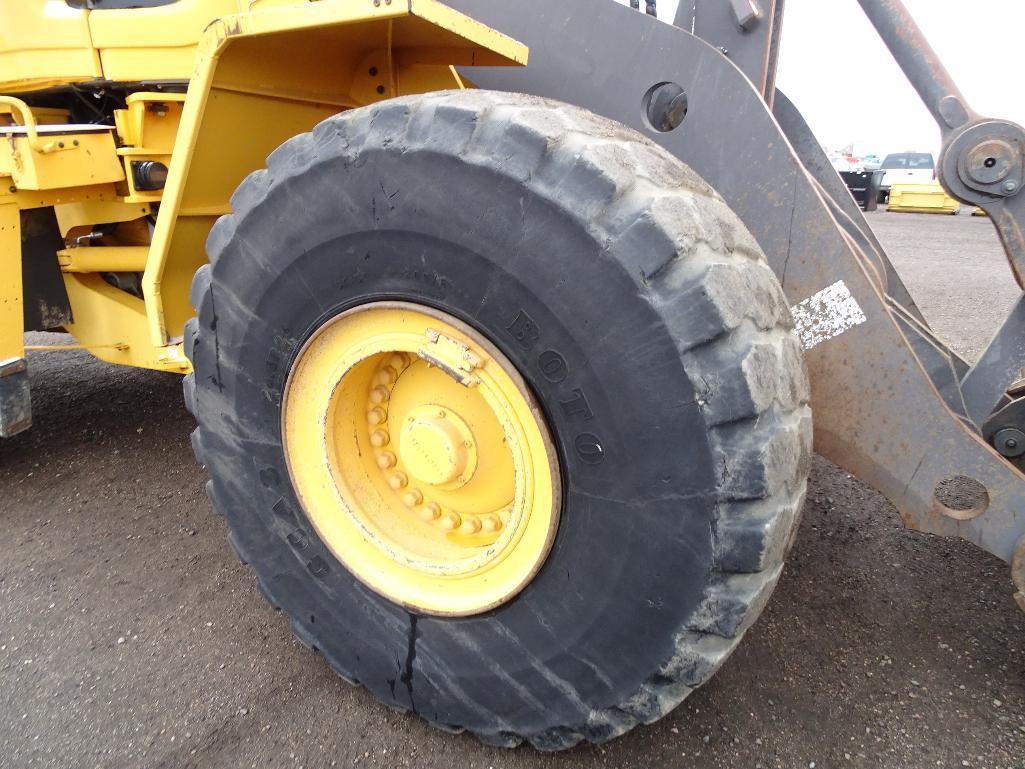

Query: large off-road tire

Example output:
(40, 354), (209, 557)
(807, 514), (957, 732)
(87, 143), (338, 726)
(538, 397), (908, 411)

(184, 90), (811, 749)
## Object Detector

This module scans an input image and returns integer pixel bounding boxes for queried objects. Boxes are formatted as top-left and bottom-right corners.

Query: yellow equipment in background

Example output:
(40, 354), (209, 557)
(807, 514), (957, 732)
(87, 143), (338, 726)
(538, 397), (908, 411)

(886, 182), (961, 214)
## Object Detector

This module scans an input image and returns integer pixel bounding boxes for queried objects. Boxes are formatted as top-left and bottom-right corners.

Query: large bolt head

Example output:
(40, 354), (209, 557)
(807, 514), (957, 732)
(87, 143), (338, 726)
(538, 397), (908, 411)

(966, 140), (1015, 186)
(994, 427), (1025, 458)
(399, 405), (476, 488)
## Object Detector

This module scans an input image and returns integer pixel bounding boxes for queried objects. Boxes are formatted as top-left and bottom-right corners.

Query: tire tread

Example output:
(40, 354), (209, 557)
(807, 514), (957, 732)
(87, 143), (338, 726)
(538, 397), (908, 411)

(185, 90), (811, 748)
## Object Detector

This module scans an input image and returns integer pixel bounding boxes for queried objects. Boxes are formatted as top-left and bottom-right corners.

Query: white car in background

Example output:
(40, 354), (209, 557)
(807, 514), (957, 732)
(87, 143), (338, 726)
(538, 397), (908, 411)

(878, 152), (935, 201)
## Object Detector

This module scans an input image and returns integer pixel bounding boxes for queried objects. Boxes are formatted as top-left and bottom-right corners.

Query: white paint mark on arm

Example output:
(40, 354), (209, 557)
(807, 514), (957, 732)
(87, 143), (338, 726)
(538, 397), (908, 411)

(790, 280), (867, 351)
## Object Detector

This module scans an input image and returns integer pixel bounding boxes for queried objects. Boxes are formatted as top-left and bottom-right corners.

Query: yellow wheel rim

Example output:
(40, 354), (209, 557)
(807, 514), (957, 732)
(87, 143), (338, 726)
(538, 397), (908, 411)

(281, 302), (561, 616)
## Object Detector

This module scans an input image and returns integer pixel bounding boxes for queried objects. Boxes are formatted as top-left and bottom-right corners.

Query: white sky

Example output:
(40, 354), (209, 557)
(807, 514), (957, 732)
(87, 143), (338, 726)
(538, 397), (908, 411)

(614, 0), (1025, 158)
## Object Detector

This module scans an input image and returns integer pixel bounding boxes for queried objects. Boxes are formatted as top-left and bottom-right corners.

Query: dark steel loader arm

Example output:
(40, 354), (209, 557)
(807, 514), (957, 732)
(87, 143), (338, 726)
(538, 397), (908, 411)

(450, 0), (1025, 608)
(858, 0), (1025, 261)
(674, 0), (786, 104)
(856, 0), (1025, 431)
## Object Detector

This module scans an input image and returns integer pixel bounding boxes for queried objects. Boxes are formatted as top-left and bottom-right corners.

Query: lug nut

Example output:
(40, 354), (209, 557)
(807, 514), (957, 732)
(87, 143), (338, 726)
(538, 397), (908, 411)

(389, 352), (410, 370)
(369, 385), (391, 404)
(377, 451), (396, 469)
(440, 512), (461, 531)
(367, 407), (387, 425)
(374, 366), (397, 386)
(369, 430), (389, 448)
(403, 490), (424, 508)
(418, 503), (441, 522)
(459, 517), (482, 535)
(388, 472), (408, 490)
(481, 515), (502, 533)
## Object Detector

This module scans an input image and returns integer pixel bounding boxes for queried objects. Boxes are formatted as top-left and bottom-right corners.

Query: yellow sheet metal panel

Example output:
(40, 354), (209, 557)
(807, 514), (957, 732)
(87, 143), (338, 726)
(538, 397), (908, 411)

(887, 183), (961, 214)
(151, 87), (338, 344)
(0, 128), (125, 192)
(0, 203), (23, 365)
(407, 0), (528, 66)
(88, 0), (241, 82)
(142, 0), (526, 348)
(115, 93), (186, 154)
(196, 2), (524, 109)
(6, 184), (120, 213)
(62, 272), (190, 373)
(0, 0), (526, 93)
(0, 1), (102, 94)
(145, 215), (220, 343)
(54, 200), (151, 237)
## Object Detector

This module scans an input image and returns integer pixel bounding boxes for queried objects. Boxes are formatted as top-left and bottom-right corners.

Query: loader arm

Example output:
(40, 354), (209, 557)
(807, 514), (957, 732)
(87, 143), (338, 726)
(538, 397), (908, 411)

(447, 0), (1025, 608)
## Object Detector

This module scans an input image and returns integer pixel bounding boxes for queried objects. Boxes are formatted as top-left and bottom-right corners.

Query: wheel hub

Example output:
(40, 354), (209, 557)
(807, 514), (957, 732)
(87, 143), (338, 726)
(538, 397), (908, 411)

(399, 405), (477, 489)
(281, 302), (561, 616)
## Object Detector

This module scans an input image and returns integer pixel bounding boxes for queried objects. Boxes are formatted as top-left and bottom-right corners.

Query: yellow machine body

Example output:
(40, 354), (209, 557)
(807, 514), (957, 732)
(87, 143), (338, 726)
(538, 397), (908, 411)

(0, 0), (525, 375)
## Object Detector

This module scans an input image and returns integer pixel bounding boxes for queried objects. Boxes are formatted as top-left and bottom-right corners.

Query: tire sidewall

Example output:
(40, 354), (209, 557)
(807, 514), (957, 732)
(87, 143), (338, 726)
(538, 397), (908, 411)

(198, 130), (720, 733)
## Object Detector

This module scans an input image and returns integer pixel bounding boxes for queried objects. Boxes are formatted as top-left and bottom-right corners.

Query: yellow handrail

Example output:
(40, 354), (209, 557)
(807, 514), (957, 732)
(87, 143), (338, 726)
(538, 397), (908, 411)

(0, 95), (58, 154)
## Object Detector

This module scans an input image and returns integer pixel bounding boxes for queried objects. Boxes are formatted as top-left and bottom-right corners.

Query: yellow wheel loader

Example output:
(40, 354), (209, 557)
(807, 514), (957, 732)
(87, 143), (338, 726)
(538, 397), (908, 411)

(2, 0), (1023, 750)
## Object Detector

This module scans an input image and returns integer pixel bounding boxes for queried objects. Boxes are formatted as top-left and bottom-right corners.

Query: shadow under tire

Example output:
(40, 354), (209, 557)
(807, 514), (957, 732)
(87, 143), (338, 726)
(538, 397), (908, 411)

(183, 90), (812, 750)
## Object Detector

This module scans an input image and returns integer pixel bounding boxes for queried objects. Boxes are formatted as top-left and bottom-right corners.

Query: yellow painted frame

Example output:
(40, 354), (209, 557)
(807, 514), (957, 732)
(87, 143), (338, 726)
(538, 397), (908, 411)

(0, 203), (21, 365)
(137, 0), (527, 368)
(0, 1), (525, 377)
(0, 3), (101, 94)
(0, 182), (121, 365)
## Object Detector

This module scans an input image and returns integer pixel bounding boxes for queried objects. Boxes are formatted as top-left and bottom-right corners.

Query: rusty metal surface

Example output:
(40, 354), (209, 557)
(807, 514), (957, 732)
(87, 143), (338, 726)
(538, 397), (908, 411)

(857, 0), (1025, 429)
(0, 358), (31, 437)
(674, 0), (785, 103)
(962, 295), (1025, 426)
(452, 0), (1025, 567)
(772, 90), (928, 326)
(856, 0), (977, 132)
(857, 0), (1025, 283)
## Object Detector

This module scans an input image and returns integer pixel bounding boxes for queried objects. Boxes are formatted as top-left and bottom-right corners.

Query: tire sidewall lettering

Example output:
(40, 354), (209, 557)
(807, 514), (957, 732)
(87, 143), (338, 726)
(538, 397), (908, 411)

(501, 308), (606, 467)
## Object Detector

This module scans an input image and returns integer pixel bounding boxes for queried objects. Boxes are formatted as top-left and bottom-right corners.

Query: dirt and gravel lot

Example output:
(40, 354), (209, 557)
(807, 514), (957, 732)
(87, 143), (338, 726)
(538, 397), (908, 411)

(2, 210), (1025, 769)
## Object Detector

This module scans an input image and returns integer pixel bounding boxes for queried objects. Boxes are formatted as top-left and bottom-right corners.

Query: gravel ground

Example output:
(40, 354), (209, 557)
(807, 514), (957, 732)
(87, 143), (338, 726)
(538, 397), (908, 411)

(2, 210), (1024, 769)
